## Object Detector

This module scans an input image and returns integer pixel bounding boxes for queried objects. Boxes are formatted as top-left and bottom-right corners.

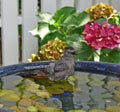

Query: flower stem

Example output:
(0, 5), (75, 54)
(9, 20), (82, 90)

(94, 50), (101, 62)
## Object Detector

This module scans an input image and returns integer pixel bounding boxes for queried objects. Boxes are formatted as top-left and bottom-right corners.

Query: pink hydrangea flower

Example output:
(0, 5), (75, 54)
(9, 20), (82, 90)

(83, 21), (120, 50)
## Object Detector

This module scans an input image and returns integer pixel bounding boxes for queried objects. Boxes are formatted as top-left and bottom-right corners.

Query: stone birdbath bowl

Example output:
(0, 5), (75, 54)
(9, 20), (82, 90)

(0, 61), (120, 112)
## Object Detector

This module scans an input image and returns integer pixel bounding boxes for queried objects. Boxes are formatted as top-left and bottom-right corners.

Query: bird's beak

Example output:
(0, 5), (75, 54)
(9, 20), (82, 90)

(72, 51), (78, 55)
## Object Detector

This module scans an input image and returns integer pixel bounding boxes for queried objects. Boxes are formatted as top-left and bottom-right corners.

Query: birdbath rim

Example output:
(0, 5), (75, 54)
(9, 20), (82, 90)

(0, 61), (120, 78)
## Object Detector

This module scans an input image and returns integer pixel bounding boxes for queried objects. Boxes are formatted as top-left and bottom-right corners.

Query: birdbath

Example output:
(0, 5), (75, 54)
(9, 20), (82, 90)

(0, 61), (120, 112)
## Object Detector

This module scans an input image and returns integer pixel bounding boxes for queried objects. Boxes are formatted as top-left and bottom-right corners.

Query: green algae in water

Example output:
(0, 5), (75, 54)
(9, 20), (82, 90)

(27, 106), (38, 112)
(35, 78), (76, 95)
(68, 110), (86, 112)
(0, 71), (120, 112)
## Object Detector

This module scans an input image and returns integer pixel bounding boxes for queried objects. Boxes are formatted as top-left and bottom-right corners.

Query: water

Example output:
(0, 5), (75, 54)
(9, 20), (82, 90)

(0, 71), (120, 112)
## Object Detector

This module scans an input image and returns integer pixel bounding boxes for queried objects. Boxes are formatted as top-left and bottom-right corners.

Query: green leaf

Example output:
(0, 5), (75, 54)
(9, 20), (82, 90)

(66, 34), (94, 61)
(63, 11), (90, 27)
(75, 42), (95, 61)
(108, 17), (120, 25)
(118, 11), (120, 17)
(100, 49), (120, 63)
(37, 12), (53, 23)
(96, 18), (107, 24)
(67, 34), (82, 42)
(53, 7), (76, 26)
(40, 31), (66, 46)
(30, 22), (50, 39)
(49, 24), (57, 31)
(68, 26), (85, 35)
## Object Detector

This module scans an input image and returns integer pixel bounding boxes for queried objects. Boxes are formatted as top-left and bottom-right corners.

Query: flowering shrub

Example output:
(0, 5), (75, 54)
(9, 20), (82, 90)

(28, 38), (67, 62)
(83, 21), (120, 50)
(30, 3), (120, 63)
(87, 3), (118, 21)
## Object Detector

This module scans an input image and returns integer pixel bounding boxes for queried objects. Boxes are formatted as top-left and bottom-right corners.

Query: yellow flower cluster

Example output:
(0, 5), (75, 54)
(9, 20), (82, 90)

(87, 3), (118, 21)
(28, 38), (67, 62)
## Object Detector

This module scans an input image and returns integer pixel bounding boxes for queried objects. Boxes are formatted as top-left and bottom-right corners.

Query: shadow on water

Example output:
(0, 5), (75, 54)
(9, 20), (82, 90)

(0, 77), (3, 90)
(35, 78), (75, 111)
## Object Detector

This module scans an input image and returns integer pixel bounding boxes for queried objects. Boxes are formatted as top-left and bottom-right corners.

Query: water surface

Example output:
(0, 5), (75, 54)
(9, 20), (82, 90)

(0, 71), (120, 112)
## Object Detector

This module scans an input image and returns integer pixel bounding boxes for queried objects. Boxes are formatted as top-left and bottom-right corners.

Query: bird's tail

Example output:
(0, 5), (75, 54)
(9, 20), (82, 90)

(17, 67), (48, 78)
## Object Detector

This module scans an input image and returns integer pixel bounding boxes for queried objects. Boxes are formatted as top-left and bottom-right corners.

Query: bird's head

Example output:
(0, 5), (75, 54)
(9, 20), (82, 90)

(63, 47), (77, 57)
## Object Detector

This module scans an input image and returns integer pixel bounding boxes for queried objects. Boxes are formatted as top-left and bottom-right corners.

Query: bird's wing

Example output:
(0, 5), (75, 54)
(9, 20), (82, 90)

(45, 63), (55, 74)
(54, 59), (69, 72)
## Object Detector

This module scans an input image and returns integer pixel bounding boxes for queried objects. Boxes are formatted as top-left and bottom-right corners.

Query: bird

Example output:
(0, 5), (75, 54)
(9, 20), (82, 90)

(18, 47), (77, 81)
(45, 46), (77, 81)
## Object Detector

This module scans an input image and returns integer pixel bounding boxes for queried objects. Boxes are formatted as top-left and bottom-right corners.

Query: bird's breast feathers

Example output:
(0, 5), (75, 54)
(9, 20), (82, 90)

(55, 58), (74, 71)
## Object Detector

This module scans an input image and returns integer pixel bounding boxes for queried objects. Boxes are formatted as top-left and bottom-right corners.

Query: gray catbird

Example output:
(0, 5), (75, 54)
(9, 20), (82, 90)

(18, 47), (77, 81)
(45, 46), (77, 81)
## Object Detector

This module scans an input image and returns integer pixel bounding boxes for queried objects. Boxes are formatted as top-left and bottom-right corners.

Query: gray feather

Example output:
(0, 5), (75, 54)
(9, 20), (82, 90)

(45, 47), (77, 81)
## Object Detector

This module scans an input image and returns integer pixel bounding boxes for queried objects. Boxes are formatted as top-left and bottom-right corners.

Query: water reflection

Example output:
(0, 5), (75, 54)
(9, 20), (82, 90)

(0, 71), (120, 112)
(0, 78), (3, 90)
